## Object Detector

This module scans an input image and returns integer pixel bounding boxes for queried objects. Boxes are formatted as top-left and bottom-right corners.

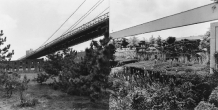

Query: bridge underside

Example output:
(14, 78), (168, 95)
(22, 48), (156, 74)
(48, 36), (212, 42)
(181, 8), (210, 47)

(110, 3), (218, 39)
(22, 19), (109, 60)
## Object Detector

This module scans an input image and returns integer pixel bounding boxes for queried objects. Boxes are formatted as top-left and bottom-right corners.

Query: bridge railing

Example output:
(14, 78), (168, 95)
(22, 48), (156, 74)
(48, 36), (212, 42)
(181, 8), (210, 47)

(19, 12), (109, 60)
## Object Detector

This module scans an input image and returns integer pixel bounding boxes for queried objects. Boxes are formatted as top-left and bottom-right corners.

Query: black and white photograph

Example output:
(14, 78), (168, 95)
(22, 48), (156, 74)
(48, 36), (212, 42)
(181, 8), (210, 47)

(0, 0), (218, 110)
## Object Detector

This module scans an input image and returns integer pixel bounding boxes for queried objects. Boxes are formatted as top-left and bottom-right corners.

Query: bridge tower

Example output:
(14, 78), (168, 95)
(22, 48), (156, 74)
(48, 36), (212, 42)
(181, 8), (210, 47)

(210, 22), (218, 73)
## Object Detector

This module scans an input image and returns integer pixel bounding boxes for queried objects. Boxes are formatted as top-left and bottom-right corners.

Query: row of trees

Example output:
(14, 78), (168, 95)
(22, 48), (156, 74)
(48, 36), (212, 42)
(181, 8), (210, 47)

(114, 32), (210, 64)
(113, 35), (163, 49)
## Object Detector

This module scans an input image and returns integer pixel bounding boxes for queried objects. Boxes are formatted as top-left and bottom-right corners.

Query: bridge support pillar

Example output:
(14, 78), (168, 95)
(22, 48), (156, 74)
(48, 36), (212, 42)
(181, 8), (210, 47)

(210, 22), (218, 73)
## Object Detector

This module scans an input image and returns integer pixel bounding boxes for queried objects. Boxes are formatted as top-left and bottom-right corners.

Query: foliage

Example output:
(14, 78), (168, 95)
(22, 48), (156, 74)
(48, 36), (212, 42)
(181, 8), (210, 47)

(42, 48), (81, 92)
(161, 36), (201, 62)
(0, 72), (21, 97)
(166, 36), (176, 44)
(0, 73), (36, 107)
(112, 39), (122, 49)
(0, 30), (14, 72)
(195, 101), (218, 110)
(121, 38), (129, 48)
(110, 66), (217, 110)
(128, 36), (139, 48)
(156, 35), (162, 47)
(200, 31), (210, 53)
(149, 35), (155, 44)
(36, 72), (50, 84)
(17, 98), (39, 108)
(79, 33), (116, 101)
(209, 86), (218, 107)
(18, 75), (31, 106)
(17, 75), (39, 108)
(43, 32), (116, 102)
(42, 51), (64, 76)
(214, 51), (218, 65)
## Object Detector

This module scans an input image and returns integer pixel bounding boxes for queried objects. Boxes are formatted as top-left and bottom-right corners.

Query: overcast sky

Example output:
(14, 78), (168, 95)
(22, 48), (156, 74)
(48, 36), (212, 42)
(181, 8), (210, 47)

(110, 0), (217, 40)
(0, 0), (109, 60)
(0, 0), (217, 60)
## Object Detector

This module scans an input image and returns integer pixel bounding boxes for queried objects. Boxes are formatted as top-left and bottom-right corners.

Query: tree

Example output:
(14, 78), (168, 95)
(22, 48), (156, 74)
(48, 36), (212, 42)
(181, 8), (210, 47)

(121, 38), (129, 48)
(0, 30), (14, 61)
(200, 31), (210, 53)
(80, 32), (116, 101)
(149, 35), (155, 45)
(199, 31), (210, 64)
(128, 36), (139, 49)
(42, 30), (116, 102)
(0, 30), (17, 98)
(112, 39), (122, 49)
(42, 51), (64, 76)
(156, 35), (162, 47)
(0, 30), (14, 72)
(166, 36), (176, 44)
(42, 48), (79, 76)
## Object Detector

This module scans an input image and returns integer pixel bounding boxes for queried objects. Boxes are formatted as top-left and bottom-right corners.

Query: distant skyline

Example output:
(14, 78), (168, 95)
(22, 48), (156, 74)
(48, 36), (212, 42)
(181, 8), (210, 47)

(0, 0), (109, 60)
(110, 0), (217, 40)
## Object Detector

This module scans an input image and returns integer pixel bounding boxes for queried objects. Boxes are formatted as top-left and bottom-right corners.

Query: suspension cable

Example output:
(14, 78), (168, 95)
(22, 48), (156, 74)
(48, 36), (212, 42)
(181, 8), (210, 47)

(40, 0), (87, 47)
(63, 0), (104, 35)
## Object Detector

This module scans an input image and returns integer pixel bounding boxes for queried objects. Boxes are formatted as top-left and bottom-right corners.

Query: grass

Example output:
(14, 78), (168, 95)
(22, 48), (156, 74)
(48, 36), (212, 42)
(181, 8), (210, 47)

(123, 60), (209, 76)
(0, 73), (109, 110)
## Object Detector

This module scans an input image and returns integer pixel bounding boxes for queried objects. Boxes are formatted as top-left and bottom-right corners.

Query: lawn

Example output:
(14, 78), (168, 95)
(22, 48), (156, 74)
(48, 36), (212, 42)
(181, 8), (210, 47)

(0, 73), (109, 110)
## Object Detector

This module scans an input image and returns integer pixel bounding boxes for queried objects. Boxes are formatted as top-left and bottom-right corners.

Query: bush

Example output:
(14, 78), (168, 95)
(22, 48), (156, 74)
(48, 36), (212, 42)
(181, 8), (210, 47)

(36, 72), (49, 84)
(17, 98), (39, 107)
(195, 101), (218, 110)
(209, 86), (218, 107)
(0, 72), (21, 97)
(185, 68), (194, 73)
(110, 67), (217, 110)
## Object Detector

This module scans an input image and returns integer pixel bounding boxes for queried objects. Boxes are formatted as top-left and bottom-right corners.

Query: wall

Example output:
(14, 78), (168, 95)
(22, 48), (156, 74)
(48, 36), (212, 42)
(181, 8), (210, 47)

(0, 59), (44, 73)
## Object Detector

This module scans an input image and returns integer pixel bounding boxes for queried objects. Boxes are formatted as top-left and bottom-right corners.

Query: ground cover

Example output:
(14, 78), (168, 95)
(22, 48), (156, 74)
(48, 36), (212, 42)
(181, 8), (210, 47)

(0, 73), (109, 110)
(109, 60), (216, 109)
(124, 60), (209, 75)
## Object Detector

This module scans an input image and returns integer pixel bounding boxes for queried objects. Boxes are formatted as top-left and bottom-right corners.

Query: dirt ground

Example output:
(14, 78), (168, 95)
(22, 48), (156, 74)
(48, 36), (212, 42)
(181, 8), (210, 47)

(0, 73), (109, 110)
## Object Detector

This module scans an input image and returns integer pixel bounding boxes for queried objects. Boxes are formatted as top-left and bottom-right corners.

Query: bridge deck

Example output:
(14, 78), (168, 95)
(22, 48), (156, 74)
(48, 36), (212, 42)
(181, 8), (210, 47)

(20, 13), (109, 60)
(110, 3), (218, 39)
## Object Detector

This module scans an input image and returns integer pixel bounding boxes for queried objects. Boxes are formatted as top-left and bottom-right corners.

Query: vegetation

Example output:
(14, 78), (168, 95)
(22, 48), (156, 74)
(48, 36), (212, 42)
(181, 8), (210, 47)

(149, 35), (155, 45)
(41, 32), (116, 102)
(0, 30), (37, 108)
(0, 30), (15, 96)
(1, 27), (215, 109)
(36, 72), (50, 84)
(128, 36), (140, 49)
(121, 38), (129, 48)
(110, 64), (218, 110)
(109, 30), (215, 109)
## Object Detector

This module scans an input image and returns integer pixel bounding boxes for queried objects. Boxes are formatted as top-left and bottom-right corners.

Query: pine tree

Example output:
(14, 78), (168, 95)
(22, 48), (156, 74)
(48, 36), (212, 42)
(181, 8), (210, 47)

(149, 35), (155, 45)
(156, 35), (162, 47)
(0, 30), (14, 72)
(81, 32), (116, 101)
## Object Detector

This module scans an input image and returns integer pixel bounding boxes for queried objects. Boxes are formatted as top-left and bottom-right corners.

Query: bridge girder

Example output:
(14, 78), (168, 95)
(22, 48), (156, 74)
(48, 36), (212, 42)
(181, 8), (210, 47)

(110, 3), (218, 39)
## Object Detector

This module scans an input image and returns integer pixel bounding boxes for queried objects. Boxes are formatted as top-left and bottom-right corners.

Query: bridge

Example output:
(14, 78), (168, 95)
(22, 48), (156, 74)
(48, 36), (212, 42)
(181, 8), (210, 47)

(19, 13), (109, 60)
(17, 3), (218, 73)
(110, 3), (218, 73)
